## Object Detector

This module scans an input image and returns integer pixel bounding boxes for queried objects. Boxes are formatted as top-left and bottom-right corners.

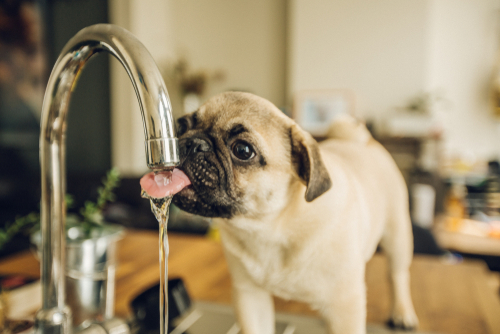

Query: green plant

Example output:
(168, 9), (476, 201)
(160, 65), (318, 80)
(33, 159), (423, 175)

(0, 168), (121, 250)
(78, 168), (120, 235)
(0, 212), (40, 250)
(403, 91), (446, 114)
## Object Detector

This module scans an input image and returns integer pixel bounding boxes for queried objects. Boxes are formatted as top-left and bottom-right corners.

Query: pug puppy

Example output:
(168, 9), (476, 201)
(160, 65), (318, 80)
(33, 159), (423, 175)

(170, 92), (418, 334)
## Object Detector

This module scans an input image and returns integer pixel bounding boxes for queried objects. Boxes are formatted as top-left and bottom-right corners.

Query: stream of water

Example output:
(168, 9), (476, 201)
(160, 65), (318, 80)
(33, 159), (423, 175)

(141, 188), (173, 334)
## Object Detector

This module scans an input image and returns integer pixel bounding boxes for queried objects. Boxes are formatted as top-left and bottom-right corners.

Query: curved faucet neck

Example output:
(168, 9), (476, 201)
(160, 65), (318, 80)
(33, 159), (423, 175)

(36, 24), (179, 334)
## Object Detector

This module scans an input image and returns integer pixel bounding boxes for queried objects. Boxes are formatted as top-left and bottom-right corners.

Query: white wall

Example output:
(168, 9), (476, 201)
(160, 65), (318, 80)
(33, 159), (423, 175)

(289, 0), (500, 162)
(110, 0), (500, 174)
(288, 0), (429, 121)
(109, 0), (287, 175)
(109, 0), (174, 176)
(426, 0), (500, 161)
(170, 0), (287, 108)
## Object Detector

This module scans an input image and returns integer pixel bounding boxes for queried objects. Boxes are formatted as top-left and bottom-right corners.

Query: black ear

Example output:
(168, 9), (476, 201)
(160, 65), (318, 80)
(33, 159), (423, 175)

(176, 112), (198, 136)
(290, 123), (332, 202)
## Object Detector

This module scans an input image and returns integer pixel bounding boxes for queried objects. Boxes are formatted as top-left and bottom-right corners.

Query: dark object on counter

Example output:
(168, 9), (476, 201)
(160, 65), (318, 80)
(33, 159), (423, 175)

(6, 320), (34, 334)
(131, 278), (192, 333)
(412, 223), (445, 256)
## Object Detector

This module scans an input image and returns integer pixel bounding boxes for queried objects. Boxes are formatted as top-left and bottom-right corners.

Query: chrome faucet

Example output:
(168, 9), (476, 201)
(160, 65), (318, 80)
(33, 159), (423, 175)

(36, 24), (179, 334)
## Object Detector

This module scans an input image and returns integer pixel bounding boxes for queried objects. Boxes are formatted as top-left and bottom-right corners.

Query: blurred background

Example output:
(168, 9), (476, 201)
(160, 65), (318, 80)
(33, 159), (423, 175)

(1, 0), (500, 332)
(2, 0), (500, 263)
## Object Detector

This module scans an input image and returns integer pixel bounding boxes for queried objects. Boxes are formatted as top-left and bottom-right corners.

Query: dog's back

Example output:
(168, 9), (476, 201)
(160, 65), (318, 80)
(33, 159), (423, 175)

(320, 116), (410, 261)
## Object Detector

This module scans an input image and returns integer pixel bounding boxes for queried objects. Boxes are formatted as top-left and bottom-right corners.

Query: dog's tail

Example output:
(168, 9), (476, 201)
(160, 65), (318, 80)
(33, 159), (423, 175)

(325, 115), (372, 144)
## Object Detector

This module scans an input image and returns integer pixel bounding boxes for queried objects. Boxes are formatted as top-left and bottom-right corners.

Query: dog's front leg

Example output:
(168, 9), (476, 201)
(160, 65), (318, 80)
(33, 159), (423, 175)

(232, 282), (275, 334)
(224, 248), (275, 334)
(321, 272), (366, 334)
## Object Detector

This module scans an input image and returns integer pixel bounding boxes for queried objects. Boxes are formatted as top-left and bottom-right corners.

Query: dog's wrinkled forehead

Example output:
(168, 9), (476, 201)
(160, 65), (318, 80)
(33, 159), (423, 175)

(196, 92), (291, 139)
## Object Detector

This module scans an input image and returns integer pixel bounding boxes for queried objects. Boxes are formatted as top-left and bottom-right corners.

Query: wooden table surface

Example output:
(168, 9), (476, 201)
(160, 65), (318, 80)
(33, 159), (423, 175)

(0, 230), (499, 334)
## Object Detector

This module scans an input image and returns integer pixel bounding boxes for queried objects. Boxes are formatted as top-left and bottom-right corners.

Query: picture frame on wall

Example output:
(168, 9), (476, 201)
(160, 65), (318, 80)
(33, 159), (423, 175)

(293, 89), (356, 137)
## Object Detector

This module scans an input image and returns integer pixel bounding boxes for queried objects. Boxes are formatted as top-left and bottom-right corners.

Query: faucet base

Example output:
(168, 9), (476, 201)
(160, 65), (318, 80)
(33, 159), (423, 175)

(34, 307), (72, 334)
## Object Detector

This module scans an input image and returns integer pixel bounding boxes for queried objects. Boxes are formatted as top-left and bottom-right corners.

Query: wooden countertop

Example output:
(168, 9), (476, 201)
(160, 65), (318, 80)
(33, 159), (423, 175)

(0, 230), (499, 334)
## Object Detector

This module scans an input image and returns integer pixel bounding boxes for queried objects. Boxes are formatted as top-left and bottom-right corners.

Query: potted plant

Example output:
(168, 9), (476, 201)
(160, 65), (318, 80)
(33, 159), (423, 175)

(384, 91), (446, 138)
(161, 57), (225, 114)
(0, 168), (124, 329)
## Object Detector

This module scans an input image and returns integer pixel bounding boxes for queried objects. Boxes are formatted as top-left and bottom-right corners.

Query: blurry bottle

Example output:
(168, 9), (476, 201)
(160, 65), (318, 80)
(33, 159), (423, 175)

(445, 182), (467, 231)
(485, 161), (500, 217)
(411, 183), (436, 229)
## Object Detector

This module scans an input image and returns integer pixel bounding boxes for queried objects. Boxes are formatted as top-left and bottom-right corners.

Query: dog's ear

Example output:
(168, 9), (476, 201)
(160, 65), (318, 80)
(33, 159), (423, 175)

(176, 111), (198, 136)
(290, 123), (332, 202)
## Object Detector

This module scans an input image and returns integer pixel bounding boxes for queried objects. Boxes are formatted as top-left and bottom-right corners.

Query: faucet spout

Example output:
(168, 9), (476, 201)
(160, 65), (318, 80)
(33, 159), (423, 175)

(36, 24), (179, 334)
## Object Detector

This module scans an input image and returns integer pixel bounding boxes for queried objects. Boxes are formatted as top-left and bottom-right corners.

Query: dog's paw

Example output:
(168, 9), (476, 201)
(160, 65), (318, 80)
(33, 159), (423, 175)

(386, 312), (419, 331)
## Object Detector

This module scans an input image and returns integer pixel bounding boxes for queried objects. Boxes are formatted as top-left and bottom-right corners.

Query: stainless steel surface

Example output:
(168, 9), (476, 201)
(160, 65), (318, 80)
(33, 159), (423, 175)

(100, 318), (130, 334)
(146, 138), (180, 172)
(76, 324), (107, 334)
(171, 302), (441, 334)
(37, 24), (179, 334)
(77, 318), (130, 334)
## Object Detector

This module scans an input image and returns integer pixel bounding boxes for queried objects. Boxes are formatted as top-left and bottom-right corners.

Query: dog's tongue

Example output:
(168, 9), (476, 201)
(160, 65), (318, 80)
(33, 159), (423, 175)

(140, 168), (191, 198)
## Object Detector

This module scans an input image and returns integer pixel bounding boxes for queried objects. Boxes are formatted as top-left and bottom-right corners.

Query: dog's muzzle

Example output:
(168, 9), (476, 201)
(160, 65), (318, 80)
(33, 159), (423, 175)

(179, 135), (219, 190)
(173, 134), (235, 218)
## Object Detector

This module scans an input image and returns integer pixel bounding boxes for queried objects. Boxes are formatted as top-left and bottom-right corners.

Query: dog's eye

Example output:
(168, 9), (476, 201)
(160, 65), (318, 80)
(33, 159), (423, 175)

(231, 141), (255, 160)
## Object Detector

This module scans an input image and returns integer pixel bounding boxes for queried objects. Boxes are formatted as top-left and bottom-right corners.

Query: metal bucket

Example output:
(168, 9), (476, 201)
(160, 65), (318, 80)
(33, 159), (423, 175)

(32, 224), (124, 329)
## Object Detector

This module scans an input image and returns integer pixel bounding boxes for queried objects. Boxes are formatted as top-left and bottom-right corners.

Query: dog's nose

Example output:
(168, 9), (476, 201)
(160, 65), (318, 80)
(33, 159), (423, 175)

(184, 137), (212, 156)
